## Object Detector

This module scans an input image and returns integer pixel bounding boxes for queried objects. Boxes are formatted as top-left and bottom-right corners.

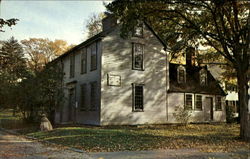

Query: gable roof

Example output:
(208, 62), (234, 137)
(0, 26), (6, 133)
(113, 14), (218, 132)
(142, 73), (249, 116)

(52, 22), (166, 63)
(168, 63), (226, 96)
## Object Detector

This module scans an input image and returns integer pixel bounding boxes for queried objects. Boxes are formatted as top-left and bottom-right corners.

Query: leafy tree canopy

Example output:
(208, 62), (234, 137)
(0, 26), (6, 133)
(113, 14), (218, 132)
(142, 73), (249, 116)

(0, 18), (19, 32)
(85, 13), (105, 38)
(21, 38), (74, 72)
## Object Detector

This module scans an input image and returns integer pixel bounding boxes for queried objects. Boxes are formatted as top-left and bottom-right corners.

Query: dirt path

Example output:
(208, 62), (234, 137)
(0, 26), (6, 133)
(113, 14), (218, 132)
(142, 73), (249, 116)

(0, 130), (91, 159)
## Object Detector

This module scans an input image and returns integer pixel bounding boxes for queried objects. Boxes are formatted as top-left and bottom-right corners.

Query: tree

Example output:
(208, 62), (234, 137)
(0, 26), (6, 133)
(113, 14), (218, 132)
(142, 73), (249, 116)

(0, 37), (27, 112)
(18, 63), (64, 122)
(0, 18), (19, 32)
(21, 38), (73, 72)
(107, 0), (250, 140)
(85, 13), (105, 38)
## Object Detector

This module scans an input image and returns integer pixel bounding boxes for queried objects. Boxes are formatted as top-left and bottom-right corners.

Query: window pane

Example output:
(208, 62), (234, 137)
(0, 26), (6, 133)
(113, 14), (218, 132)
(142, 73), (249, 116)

(185, 94), (192, 110)
(195, 95), (202, 110)
(216, 97), (222, 110)
(133, 44), (144, 70)
(179, 70), (185, 83)
(81, 49), (87, 74)
(80, 84), (86, 111)
(70, 55), (75, 78)
(133, 85), (143, 111)
(91, 43), (97, 70)
(90, 82), (97, 111)
(200, 70), (207, 85)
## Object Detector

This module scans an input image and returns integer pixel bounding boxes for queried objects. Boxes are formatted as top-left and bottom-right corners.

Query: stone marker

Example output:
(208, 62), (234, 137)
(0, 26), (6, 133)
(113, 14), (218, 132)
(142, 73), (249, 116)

(40, 114), (53, 131)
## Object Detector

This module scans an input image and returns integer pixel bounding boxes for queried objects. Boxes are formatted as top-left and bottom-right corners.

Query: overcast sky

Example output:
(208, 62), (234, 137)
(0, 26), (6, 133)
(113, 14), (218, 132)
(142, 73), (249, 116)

(0, 1), (109, 45)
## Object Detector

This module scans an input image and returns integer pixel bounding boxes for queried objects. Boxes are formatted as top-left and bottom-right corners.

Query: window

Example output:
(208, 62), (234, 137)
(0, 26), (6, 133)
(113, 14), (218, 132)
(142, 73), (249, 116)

(81, 48), (87, 74)
(177, 65), (186, 83)
(195, 95), (202, 110)
(132, 43), (144, 70)
(80, 84), (87, 111)
(216, 96), (222, 111)
(91, 43), (97, 71)
(133, 24), (143, 37)
(185, 94), (193, 110)
(200, 68), (207, 85)
(70, 54), (75, 78)
(90, 82), (97, 111)
(132, 84), (144, 111)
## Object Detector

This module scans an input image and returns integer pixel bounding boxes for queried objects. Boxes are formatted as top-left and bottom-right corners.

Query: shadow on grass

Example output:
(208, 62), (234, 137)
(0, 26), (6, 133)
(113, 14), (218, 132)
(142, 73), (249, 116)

(26, 125), (249, 152)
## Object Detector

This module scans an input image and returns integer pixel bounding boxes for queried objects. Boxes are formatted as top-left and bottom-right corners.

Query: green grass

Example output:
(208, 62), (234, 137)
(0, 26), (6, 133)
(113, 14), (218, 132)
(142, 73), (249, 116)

(0, 109), (36, 130)
(0, 109), (21, 120)
(22, 124), (250, 152)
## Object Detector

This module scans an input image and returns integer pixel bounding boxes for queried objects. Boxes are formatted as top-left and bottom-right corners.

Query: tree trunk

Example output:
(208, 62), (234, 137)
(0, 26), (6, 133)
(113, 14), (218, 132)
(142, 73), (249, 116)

(237, 68), (249, 141)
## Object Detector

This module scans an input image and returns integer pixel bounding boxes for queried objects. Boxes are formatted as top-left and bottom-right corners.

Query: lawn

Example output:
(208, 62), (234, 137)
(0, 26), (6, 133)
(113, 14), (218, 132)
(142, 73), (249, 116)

(0, 109), (36, 130)
(20, 124), (250, 152)
(0, 109), (20, 120)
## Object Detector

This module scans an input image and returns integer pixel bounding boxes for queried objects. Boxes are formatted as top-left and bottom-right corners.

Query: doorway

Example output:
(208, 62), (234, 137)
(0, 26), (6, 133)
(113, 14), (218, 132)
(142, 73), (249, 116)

(205, 97), (213, 121)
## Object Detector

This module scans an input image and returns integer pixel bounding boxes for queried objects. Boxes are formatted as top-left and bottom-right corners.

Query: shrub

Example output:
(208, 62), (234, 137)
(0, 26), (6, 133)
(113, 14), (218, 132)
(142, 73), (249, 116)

(173, 105), (192, 125)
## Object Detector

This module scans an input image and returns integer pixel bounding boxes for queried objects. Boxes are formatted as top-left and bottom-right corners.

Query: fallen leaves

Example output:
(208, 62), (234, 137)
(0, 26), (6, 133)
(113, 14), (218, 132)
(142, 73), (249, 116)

(19, 124), (250, 153)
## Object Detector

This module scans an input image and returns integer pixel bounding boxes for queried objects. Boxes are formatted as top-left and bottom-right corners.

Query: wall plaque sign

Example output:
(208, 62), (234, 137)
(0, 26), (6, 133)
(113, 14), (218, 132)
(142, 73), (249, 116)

(107, 74), (121, 86)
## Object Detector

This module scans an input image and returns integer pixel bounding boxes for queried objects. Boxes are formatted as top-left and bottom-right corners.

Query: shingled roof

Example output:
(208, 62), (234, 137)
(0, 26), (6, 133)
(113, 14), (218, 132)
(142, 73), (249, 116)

(168, 63), (226, 96)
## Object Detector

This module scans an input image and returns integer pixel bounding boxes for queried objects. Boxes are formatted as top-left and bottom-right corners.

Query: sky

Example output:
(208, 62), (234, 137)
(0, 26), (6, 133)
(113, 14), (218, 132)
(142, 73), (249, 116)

(0, 0), (109, 45)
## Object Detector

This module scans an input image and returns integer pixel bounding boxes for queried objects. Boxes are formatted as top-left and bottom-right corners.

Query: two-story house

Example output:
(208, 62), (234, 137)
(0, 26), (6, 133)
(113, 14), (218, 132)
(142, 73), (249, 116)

(54, 15), (226, 125)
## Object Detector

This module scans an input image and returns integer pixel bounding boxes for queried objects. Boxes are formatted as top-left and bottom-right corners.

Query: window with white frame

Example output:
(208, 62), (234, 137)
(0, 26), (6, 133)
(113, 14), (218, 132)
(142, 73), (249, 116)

(200, 68), (207, 85)
(69, 54), (75, 78)
(216, 96), (222, 111)
(185, 94), (193, 110)
(90, 43), (97, 71)
(132, 84), (144, 111)
(81, 48), (87, 74)
(132, 43), (144, 70)
(195, 95), (202, 110)
(80, 84), (87, 111)
(177, 65), (186, 83)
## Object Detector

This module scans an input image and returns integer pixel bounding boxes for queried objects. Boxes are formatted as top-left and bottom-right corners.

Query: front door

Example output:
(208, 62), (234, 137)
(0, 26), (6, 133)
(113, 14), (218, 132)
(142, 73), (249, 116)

(68, 88), (75, 122)
(205, 97), (213, 121)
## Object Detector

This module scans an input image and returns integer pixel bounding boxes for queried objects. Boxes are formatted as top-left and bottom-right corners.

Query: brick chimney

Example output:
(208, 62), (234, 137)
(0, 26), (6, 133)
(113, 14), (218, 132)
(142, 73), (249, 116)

(102, 13), (117, 32)
(186, 47), (196, 67)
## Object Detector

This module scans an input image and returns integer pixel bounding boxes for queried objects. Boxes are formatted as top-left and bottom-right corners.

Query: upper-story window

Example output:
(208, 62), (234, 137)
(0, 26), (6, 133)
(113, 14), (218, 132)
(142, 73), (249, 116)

(81, 48), (87, 74)
(177, 65), (186, 83)
(132, 43), (144, 70)
(91, 43), (97, 71)
(200, 68), (207, 85)
(133, 24), (143, 37)
(69, 54), (75, 78)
